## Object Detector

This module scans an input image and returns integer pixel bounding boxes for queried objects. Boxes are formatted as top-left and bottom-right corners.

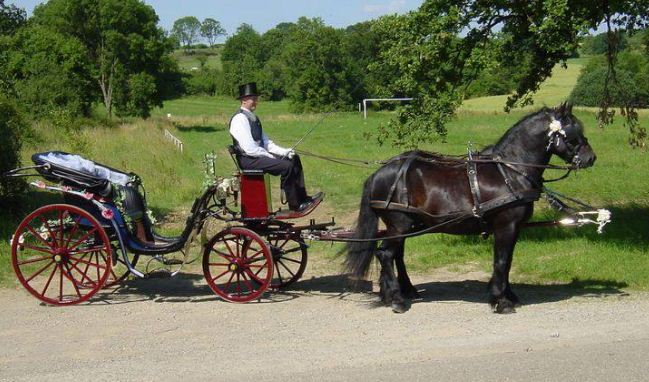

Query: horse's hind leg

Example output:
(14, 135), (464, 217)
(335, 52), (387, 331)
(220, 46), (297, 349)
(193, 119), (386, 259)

(394, 239), (420, 299)
(376, 240), (409, 313)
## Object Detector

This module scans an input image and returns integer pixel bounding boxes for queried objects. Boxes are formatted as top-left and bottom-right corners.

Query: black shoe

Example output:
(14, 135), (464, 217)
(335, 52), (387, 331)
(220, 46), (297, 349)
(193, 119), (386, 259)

(296, 192), (324, 211)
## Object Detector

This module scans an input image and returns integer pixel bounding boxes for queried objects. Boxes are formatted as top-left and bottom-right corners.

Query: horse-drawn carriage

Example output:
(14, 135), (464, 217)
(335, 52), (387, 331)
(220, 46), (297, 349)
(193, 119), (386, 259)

(5, 148), (334, 305)
(5, 104), (612, 312)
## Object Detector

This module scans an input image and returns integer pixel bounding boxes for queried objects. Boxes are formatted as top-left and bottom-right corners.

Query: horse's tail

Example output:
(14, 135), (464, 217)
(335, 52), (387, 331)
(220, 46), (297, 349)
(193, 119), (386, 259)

(345, 175), (379, 278)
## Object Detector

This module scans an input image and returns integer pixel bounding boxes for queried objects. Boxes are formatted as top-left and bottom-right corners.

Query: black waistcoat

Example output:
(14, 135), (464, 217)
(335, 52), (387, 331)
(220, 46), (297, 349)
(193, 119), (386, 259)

(230, 109), (263, 153)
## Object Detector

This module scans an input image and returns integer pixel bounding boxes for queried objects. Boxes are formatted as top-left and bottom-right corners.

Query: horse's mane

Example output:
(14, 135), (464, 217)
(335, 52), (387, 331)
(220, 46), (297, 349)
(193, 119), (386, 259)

(385, 107), (554, 166)
(492, 107), (551, 151)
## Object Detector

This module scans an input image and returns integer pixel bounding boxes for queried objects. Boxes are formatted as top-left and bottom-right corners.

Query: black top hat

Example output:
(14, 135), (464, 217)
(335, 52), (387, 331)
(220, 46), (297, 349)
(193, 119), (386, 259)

(238, 82), (259, 99)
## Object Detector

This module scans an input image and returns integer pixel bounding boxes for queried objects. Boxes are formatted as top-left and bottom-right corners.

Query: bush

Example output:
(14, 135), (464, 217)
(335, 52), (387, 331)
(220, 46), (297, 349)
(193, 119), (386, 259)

(0, 97), (27, 212)
(569, 67), (641, 107)
(182, 68), (222, 96)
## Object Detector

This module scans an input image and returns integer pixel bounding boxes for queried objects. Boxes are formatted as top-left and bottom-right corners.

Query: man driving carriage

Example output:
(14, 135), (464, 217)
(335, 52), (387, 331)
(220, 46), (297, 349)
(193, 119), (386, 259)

(229, 82), (322, 212)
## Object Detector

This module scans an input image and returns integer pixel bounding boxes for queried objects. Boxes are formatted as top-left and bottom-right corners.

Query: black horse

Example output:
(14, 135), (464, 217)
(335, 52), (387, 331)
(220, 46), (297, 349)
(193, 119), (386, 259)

(345, 103), (596, 313)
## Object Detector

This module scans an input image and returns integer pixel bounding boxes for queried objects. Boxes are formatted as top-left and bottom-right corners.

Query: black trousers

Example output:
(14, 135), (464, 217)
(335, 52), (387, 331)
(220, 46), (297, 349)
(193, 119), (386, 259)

(238, 154), (308, 210)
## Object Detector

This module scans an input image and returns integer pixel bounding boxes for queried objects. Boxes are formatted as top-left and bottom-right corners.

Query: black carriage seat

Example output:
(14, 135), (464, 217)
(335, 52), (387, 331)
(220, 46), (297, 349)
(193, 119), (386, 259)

(32, 151), (159, 244)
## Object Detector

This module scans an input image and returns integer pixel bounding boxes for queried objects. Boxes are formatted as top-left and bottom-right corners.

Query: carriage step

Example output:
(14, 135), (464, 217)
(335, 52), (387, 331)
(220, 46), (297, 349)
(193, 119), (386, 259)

(146, 269), (172, 278)
(162, 259), (184, 265)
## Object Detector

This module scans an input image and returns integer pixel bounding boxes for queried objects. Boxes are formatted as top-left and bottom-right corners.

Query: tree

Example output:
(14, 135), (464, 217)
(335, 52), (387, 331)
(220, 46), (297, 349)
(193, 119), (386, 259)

(0, 0), (25, 35)
(7, 25), (95, 117)
(0, 96), (27, 212)
(200, 18), (226, 46)
(31, 0), (178, 119)
(370, 0), (649, 148)
(172, 16), (201, 49)
(281, 18), (355, 112)
(221, 23), (263, 96)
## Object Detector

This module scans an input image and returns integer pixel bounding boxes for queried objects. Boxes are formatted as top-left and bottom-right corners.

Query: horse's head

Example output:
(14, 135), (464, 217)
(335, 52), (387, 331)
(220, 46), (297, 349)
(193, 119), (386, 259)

(547, 103), (596, 168)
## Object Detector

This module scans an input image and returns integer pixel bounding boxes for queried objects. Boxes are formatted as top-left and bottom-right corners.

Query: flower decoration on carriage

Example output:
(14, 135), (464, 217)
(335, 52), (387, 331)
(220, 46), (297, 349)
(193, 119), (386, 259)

(83, 191), (94, 200)
(101, 207), (114, 220)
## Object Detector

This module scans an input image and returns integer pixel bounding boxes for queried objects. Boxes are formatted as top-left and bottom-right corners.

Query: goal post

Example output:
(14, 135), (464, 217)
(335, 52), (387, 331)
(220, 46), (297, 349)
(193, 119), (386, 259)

(362, 98), (413, 119)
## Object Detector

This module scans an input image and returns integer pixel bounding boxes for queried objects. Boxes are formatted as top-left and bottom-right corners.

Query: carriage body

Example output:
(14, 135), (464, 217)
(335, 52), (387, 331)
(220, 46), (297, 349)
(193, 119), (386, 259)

(6, 151), (332, 306)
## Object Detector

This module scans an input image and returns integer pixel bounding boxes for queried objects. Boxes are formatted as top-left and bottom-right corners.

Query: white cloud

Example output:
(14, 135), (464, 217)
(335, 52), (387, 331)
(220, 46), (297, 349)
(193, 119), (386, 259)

(363, 0), (407, 15)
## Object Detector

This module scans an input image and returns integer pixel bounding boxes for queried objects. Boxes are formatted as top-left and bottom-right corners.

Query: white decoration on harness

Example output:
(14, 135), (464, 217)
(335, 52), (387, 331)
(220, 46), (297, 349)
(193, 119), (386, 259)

(558, 208), (612, 234)
(548, 119), (566, 137)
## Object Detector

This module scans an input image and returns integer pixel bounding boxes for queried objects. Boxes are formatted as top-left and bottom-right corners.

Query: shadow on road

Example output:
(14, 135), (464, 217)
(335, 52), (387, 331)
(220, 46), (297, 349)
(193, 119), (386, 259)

(86, 271), (628, 309)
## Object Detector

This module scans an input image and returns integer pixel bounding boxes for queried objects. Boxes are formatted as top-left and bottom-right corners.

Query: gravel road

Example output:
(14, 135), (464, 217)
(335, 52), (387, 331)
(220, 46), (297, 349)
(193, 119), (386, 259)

(1, 268), (648, 382)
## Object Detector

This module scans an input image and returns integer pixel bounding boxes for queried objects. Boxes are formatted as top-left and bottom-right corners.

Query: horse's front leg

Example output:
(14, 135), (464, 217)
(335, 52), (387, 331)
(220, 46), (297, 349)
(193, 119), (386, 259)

(489, 220), (521, 314)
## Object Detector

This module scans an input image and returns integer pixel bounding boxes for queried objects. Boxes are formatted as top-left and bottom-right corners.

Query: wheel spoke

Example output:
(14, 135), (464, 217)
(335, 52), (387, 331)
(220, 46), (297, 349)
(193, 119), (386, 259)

(17, 254), (52, 266)
(19, 244), (54, 256)
(236, 273), (242, 296)
(62, 215), (83, 248)
(24, 260), (55, 282)
(58, 264), (64, 302)
(70, 246), (110, 255)
(282, 246), (303, 254)
(222, 239), (237, 258)
(26, 225), (54, 249)
(62, 263), (83, 298)
(240, 272), (255, 292)
(36, 215), (58, 247)
(208, 262), (231, 266)
(67, 260), (98, 287)
(211, 269), (231, 283)
(67, 255), (107, 270)
(67, 228), (98, 252)
(278, 260), (297, 278)
(210, 248), (235, 260)
(279, 257), (303, 265)
(41, 263), (58, 296)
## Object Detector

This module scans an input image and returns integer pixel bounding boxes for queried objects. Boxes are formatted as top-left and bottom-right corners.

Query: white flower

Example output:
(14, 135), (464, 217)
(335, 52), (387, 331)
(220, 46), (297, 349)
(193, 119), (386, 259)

(548, 119), (566, 137)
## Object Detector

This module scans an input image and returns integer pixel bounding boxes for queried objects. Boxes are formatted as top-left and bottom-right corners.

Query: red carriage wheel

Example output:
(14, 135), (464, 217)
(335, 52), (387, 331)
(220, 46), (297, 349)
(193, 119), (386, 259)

(11, 204), (112, 305)
(266, 234), (308, 289)
(202, 227), (273, 303)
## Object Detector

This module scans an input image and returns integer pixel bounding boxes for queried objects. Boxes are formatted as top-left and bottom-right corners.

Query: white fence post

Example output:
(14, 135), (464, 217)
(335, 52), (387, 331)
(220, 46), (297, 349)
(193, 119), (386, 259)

(164, 129), (184, 153)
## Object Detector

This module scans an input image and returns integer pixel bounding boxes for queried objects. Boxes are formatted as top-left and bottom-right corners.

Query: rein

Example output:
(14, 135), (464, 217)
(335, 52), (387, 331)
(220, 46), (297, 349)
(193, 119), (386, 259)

(297, 149), (579, 172)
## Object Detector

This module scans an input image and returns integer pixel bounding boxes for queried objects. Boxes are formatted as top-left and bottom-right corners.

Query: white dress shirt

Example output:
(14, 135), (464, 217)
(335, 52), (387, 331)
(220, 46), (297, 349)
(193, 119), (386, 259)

(229, 107), (291, 158)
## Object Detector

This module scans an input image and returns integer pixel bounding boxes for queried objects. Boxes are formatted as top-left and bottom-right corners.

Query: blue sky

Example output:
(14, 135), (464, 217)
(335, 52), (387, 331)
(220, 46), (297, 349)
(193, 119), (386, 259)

(11, 0), (424, 41)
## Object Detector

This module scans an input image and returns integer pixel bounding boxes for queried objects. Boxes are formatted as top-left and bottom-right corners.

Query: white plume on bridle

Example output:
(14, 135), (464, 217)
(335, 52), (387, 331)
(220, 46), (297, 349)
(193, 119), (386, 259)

(548, 118), (566, 137)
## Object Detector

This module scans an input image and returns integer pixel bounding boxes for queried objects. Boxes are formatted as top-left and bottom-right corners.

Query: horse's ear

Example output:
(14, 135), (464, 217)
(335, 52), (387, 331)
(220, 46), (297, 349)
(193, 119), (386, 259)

(554, 102), (568, 117)
(566, 102), (573, 114)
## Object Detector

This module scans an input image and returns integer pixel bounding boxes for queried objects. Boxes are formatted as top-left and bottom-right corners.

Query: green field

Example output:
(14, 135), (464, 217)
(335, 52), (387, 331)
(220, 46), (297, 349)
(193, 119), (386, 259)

(2, 58), (648, 291)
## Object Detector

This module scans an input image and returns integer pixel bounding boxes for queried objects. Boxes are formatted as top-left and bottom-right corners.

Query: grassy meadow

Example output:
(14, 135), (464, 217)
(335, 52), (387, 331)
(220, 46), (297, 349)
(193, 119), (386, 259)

(1, 58), (648, 292)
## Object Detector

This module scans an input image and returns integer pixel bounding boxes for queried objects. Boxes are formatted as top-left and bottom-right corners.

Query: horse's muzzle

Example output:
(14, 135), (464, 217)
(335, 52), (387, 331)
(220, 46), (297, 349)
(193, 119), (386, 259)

(575, 146), (596, 168)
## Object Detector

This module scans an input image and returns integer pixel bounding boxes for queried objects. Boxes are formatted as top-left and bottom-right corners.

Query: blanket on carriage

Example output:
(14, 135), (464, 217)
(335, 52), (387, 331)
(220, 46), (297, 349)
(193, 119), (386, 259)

(32, 151), (134, 196)
(32, 151), (153, 240)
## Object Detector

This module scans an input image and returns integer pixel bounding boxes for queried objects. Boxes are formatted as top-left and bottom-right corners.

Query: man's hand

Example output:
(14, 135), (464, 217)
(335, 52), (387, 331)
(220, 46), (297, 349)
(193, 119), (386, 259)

(286, 149), (295, 159)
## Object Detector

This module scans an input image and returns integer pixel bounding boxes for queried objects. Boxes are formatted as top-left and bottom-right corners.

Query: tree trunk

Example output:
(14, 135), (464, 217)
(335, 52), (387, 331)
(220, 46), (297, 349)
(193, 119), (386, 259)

(99, 58), (117, 119)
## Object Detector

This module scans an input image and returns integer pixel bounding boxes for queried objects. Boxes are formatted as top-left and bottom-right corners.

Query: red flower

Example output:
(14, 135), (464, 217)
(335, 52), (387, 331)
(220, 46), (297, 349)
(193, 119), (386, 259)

(83, 192), (94, 200)
(101, 208), (114, 220)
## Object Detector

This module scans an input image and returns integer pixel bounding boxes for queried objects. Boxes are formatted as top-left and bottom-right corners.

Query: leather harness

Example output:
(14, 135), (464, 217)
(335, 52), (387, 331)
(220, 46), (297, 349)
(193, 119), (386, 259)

(369, 153), (541, 235)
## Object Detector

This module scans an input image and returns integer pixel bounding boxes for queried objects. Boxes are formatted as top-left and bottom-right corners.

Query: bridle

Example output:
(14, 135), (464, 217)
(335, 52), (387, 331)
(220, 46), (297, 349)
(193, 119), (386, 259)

(546, 117), (586, 169)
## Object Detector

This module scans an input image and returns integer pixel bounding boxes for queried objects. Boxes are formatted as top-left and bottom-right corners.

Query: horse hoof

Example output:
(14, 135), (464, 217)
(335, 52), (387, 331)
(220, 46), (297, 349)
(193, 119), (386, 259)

(392, 303), (408, 313)
(495, 302), (516, 314)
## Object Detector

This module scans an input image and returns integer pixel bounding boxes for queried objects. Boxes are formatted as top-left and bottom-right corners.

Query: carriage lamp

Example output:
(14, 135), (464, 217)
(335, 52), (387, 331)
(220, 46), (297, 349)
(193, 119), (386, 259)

(558, 209), (612, 234)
